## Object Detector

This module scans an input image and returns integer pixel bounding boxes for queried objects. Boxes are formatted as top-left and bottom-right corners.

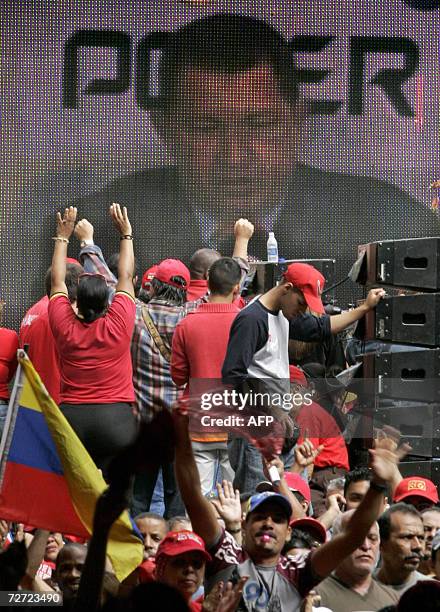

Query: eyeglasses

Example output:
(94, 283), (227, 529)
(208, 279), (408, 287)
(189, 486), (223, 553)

(78, 272), (107, 283)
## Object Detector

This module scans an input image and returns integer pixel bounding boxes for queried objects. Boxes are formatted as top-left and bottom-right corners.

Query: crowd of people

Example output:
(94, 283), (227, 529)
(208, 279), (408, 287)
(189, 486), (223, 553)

(1, 204), (440, 612)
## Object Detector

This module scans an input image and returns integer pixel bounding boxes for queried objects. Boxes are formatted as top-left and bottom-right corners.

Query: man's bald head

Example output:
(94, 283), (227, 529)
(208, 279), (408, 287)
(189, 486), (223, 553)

(189, 248), (221, 279)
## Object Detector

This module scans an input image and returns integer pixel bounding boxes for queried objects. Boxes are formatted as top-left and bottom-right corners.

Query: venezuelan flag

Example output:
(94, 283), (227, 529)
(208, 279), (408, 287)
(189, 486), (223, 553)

(0, 352), (143, 581)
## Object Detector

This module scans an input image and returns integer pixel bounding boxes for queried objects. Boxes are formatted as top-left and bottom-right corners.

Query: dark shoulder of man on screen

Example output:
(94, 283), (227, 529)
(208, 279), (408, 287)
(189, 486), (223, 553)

(288, 163), (438, 235)
(72, 163), (439, 263)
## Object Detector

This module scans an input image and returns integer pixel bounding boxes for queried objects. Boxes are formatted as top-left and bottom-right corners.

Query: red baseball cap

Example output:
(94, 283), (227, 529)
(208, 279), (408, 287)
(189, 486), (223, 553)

(393, 477), (439, 504)
(156, 530), (211, 562)
(283, 263), (325, 314)
(141, 264), (158, 290)
(155, 259), (190, 289)
(289, 517), (327, 544)
(284, 473), (311, 504)
(66, 257), (81, 266)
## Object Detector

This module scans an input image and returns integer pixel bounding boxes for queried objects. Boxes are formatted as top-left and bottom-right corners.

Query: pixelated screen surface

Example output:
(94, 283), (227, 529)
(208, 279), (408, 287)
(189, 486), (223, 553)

(1, 0), (440, 327)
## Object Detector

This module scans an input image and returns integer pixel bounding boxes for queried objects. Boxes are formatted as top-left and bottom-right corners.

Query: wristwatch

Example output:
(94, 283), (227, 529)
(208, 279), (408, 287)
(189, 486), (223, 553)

(80, 239), (94, 248)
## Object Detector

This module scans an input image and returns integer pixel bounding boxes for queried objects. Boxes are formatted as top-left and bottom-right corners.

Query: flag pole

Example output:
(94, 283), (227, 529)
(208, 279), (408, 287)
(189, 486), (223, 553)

(0, 350), (26, 487)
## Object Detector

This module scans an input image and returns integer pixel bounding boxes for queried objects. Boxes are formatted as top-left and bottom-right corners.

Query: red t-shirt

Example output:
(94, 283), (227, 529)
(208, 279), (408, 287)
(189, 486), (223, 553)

(296, 401), (349, 470)
(48, 292), (136, 404)
(19, 296), (62, 404)
(0, 328), (19, 400)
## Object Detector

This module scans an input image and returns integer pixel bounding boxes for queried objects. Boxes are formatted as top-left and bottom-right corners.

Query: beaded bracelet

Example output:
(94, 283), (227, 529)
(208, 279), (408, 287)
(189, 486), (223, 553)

(52, 236), (69, 243)
(120, 234), (133, 240)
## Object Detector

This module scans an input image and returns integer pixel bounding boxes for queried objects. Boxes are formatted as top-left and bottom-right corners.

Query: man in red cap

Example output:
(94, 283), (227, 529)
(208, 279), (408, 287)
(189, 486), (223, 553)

(155, 530), (211, 610)
(130, 257), (192, 518)
(283, 263), (326, 315)
(222, 261), (385, 494)
(290, 517), (327, 546)
(138, 264), (158, 303)
(393, 476), (439, 512)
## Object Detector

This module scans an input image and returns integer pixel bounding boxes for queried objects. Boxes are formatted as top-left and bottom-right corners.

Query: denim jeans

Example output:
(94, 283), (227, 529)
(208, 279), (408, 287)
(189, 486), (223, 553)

(228, 436), (295, 498)
(131, 461), (185, 519)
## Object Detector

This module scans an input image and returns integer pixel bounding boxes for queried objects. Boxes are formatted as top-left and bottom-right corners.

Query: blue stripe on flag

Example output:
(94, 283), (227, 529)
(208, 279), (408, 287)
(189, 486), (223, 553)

(8, 406), (64, 475)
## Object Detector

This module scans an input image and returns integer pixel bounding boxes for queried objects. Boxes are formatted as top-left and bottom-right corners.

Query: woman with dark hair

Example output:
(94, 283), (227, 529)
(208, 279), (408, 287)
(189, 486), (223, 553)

(48, 204), (138, 477)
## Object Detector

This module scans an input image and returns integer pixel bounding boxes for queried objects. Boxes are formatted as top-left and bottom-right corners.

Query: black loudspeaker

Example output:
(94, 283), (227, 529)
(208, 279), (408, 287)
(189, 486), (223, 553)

(248, 259), (336, 299)
(362, 349), (440, 402)
(357, 237), (440, 290)
(374, 294), (440, 346)
(373, 401), (440, 458)
(398, 459), (440, 487)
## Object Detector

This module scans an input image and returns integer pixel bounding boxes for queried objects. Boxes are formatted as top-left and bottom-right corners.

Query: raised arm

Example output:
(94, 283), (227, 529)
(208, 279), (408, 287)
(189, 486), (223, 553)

(50, 206), (77, 296)
(75, 218), (117, 289)
(109, 204), (134, 298)
(329, 288), (385, 334)
(311, 437), (409, 578)
(174, 409), (222, 547)
(232, 218), (254, 260)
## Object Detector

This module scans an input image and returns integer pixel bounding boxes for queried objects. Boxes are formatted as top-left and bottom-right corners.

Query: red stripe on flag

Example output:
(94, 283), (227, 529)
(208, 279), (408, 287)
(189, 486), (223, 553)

(0, 462), (89, 537)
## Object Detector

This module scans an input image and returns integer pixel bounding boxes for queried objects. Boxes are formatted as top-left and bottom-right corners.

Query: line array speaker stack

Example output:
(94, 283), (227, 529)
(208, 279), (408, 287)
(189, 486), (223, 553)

(357, 237), (440, 487)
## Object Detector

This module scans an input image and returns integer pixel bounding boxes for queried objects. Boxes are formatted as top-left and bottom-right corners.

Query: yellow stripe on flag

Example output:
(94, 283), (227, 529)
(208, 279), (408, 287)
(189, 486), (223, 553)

(19, 355), (143, 581)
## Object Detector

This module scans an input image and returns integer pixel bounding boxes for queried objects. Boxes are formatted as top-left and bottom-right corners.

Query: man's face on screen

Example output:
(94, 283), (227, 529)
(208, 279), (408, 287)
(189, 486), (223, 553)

(161, 64), (298, 214)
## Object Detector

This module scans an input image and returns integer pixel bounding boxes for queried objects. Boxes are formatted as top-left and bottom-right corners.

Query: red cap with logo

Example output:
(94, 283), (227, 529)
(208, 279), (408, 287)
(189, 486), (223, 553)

(155, 259), (190, 289)
(141, 264), (158, 290)
(283, 263), (325, 314)
(156, 530), (212, 562)
(393, 476), (439, 504)
(284, 472), (311, 504)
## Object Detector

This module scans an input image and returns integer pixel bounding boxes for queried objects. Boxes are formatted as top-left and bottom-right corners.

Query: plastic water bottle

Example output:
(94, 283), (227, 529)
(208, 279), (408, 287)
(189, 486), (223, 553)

(267, 232), (278, 262)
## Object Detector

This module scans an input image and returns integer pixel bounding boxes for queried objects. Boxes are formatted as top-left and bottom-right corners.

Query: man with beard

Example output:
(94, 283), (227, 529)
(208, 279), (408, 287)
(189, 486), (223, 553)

(315, 511), (398, 611)
(375, 503), (430, 594)
(73, 14), (440, 307)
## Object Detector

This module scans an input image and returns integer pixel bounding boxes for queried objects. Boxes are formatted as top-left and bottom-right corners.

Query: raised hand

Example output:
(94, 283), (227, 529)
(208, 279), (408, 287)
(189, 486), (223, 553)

(110, 203), (132, 237)
(211, 480), (242, 526)
(369, 434), (411, 485)
(264, 455), (285, 480)
(56, 206), (77, 239)
(325, 492), (346, 513)
(202, 577), (248, 612)
(74, 218), (94, 242)
(293, 438), (323, 470)
(234, 218), (254, 240)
